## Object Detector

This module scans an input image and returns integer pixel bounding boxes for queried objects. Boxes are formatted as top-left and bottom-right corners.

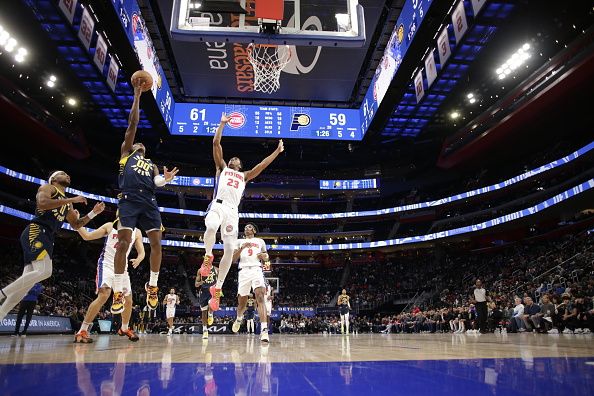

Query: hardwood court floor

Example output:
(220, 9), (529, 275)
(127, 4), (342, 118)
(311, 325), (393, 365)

(1, 333), (593, 395)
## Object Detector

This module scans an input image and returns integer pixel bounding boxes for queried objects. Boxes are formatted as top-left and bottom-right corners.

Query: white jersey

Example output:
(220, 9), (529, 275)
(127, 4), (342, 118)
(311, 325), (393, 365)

(237, 237), (266, 269)
(214, 167), (246, 208)
(165, 294), (178, 309)
(98, 227), (137, 269)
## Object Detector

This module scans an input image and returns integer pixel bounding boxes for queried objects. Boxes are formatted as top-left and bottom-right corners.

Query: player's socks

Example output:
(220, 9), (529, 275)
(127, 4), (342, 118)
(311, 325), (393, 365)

(149, 271), (159, 287)
(78, 321), (91, 334)
(121, 323), (128, 331)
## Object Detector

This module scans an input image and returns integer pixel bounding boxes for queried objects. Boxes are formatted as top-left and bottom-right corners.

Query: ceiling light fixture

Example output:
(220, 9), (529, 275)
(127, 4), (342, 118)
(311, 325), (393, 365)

(496, 43), (532, 79)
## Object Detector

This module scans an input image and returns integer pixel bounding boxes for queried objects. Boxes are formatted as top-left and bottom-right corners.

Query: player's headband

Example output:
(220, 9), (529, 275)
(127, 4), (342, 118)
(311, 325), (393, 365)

(48, 170), (64, 184)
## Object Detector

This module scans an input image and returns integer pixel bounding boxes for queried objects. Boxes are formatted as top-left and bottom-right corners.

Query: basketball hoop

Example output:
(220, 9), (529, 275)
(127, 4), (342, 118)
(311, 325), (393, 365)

(247, 43), (291, 94)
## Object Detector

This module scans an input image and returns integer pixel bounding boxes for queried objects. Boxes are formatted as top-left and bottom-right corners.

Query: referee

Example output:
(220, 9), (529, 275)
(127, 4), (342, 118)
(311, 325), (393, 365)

(473, 279), (488, 333)
(13, 283), (43, 337)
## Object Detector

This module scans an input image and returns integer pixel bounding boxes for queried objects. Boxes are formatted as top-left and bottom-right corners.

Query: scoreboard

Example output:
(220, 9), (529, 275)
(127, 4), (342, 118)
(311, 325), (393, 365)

(320, 179), (379, 190)
(169, 176), (214, 188)
(172, 103), (361, 141)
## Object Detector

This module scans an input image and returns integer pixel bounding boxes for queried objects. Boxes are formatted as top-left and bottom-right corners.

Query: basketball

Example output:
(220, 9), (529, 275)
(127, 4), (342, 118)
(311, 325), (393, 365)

(131, 70), (153, 92)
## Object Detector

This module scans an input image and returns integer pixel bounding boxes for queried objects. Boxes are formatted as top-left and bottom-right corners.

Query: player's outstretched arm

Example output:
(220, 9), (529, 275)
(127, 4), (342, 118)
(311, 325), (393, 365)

(213, 113), (230, 171)
(76, 221), (112, 241)
(121, 82), (143, 158)
(36, 184), (88, 211)
(130, 229), (146, 268)
(244, 139), (284, 182)
(66, 202), (106, 230)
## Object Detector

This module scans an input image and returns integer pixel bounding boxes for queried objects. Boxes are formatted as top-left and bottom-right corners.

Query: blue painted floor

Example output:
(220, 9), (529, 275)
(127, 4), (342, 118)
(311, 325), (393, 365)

(1, 357), (594, 395)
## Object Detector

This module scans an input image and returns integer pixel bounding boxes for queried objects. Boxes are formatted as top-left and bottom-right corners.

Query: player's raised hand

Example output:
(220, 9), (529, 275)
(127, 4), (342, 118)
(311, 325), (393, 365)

(163, 166), (179, 182)
(71, 195), (87, 205)
(277, 139), (284, 153)
(221, 113), (231, 124)
(92, 202), (106, 214)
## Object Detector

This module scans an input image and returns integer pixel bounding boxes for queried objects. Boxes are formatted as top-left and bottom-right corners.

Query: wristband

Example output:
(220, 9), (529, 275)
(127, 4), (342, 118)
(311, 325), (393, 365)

(87, 210), (98, 219)
(154, 175), (167, 187)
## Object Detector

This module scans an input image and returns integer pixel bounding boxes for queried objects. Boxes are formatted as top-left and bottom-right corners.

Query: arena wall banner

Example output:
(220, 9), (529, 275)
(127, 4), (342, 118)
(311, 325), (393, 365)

(214, 306), (316, 318)
(1, 140), (592, 220)
(0, 314), (72, 334)
(0, 178), (592, 251)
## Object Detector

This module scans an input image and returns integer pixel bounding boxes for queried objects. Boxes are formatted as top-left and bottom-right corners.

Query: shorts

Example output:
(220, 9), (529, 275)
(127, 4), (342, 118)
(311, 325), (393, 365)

(340, 309), (349, 316)
(20, 224), (54, 264)
(118, 196), (162, 232)
(245, 310), (255, 320)
(199, 287), (211, 310)
(96, 263), (131, 296)
(206, 201), (239, 237)
(166, 307), (176, 319)
(237, 266), (266, 296)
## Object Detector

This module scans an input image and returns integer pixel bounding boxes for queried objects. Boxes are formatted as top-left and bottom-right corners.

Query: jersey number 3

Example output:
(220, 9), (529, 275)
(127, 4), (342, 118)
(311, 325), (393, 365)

(226, 179), (239, 189)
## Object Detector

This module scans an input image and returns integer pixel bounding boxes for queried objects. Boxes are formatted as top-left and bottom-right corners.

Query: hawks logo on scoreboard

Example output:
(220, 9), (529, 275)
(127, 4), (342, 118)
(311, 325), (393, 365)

(290, 113), (311, 131)
(227, 112), (246, 129)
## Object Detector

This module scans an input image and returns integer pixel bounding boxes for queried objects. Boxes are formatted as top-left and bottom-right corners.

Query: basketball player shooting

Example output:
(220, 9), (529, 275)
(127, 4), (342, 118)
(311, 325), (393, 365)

(197, 113), (284, 312)
(111, 73), (179, 315)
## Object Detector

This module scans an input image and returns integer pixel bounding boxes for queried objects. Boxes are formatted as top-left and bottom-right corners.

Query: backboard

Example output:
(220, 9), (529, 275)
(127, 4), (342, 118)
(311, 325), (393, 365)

(170, 0), (366, 47)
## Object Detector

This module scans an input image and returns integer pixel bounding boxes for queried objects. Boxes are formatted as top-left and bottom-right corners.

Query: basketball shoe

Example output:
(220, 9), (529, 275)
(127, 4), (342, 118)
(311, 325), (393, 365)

(110, 292), (125, 314)
(145, 283), (159, 310)
(73, 330), (93, 344)
(199, 255), (214, 277)
(118, 328), (140, 342)
(209, 286), (222, 311)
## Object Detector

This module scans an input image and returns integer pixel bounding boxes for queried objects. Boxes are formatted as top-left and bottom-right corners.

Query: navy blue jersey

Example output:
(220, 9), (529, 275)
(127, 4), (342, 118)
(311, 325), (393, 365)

(32, 186), (70, 234)
(245, 298), (256, 319)
(118, 150), (156, 200)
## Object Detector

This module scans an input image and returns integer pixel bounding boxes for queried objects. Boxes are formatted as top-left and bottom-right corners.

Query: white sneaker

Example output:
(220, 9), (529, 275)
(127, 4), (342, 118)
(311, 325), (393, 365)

(547, 329), (559, 334)
(575, 328), (584, 334)
(232, 320), (242, 333)
(260, 331), (269, 343)
(582, 328), (591, 334)
(167, 329), (173, 336)
(202, 331), (208, 340)
(562, 328), (573, 334)
(518, 328), (526, 333)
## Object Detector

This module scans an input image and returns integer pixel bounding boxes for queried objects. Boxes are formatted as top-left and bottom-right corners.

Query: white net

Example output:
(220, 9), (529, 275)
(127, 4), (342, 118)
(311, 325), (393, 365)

(247, 44), (291, 94)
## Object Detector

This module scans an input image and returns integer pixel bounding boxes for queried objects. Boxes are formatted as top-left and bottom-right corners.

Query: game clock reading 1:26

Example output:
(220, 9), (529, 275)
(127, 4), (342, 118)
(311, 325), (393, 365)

(171, 103), (362, 141)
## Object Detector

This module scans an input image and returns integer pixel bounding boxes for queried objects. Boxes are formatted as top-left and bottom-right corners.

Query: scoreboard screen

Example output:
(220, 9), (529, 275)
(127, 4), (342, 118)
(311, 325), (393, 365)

(169, 176), (214, 188)
(320, 179), (379, 190)
(172, 103), (361, 141)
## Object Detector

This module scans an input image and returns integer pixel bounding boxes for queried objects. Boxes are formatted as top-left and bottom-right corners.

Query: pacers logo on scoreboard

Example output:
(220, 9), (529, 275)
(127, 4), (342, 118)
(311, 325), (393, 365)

(290, 113), (311, 131)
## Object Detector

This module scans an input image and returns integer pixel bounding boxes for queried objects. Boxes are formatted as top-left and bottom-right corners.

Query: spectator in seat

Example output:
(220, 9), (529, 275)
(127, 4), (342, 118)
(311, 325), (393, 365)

(511, 297), (525, 332)
(520, 296), (540, 332)
(532, 294), (555, 333)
